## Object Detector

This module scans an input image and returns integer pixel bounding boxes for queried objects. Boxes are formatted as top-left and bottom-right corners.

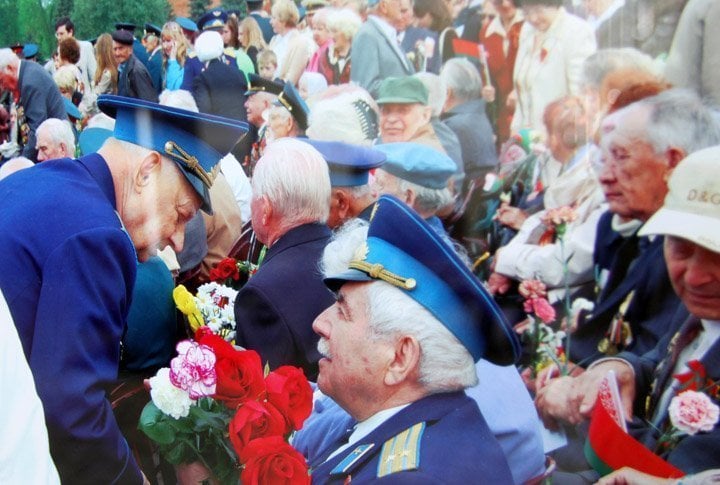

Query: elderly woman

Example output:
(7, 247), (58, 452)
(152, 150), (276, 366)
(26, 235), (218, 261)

(315, 8), (362, 85)
(269, 0), (311, 86)
(510, 0), (596, 135)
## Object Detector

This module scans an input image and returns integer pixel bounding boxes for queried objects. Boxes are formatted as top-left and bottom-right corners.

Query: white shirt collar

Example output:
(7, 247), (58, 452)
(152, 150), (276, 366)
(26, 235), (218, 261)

(484, 10), (524, 39)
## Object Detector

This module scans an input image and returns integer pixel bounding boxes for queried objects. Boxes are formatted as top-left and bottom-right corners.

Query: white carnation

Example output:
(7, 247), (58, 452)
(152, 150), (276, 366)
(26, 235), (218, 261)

(149, 368), (195, 419)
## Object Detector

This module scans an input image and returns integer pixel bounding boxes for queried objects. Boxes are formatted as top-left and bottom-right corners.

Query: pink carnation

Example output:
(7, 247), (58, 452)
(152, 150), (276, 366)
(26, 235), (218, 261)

(542, 206), (578, 228)
(519, 279), (548, 300)
(170, 340), (217, 399)
(669, 390), (720, 435)
(523, 297), (556, 324)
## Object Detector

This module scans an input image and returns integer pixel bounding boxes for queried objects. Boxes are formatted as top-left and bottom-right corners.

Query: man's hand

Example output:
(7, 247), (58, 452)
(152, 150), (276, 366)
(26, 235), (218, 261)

(534, 376), (580, 430)
(572, 360), (636, 421)
(594, 467), (677, 485)
(495, 202), (528, 230)
(487, 272), (512, 295)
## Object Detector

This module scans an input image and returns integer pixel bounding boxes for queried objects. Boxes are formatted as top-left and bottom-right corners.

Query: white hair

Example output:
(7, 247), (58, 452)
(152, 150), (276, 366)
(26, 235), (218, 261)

(326, 8), (362, 39)
(321, 220), (478, 392)
(0, 156), (33, 180)
(37, 118), (76, 154)
(399, 177), (454, 214)
(581, 48), (658, 90)
(195, 31), (224, 62)
(440, 57), (482, 103)
(0, 48), (19, 72)
(635, 89), (720, 155)
(413, 72), (446, 117)
(159, 89), (199, 112)
(252, 137), (331, 226)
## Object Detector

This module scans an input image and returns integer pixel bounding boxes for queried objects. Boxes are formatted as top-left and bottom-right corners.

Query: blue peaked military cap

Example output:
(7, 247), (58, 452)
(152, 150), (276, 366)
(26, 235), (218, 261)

(78, 127), (112, 156)
(276, 82), (310, 131)
(175, 17), (199, 32)
(115, 22), (137, 32)
(144, 23), (162, 37)
(324, 195), (521, 365)
(22, 43), (38, 59)
(245, 73), (284, 96)
(374, 142), (455, 189)
(198, 8), (228, 31)
(97, 94), (249, 214)
(302, 139), (386, 187)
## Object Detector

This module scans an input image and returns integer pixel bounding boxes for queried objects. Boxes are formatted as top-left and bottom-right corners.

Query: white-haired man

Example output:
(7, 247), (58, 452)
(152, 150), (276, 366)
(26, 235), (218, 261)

(306, 194), (523, 482)
(233, 138), (334, 381)
(36, 118), (75, 162)
(0, 94), (247, 484)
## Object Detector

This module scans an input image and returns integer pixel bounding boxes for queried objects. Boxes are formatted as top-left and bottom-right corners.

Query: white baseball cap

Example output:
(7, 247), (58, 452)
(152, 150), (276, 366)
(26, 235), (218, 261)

(639, 145), (720, 253)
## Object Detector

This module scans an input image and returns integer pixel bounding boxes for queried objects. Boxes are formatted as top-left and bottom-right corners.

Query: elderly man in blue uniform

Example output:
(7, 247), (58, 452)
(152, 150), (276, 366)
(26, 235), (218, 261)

(301, 139), (387, 228)
(233, 138), (334, 380)
(0, 94), (247, 484)
(535, 144), (720, 479)
(306, 195), (523, 483)
(372, 142), (456, 238)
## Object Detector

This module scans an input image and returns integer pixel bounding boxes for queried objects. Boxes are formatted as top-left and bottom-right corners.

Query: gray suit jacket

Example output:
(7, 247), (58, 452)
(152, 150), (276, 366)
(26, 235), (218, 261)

(350, 16), (414, 98)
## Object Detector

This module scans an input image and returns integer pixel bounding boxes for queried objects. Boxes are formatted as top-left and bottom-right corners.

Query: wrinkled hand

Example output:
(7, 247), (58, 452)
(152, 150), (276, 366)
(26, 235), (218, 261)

(594, 467), (677, 485)
(487, 272), (512, 295)
(481, 85), (496, 103)
(535, 361), (584, 393)
(535, 375), (579, 430)
(572, 361), (636, 421)
(495, 202), (528, 230)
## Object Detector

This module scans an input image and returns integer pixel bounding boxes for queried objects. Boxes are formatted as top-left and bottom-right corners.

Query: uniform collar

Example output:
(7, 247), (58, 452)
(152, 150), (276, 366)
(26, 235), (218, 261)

(77, 153), (117, 210)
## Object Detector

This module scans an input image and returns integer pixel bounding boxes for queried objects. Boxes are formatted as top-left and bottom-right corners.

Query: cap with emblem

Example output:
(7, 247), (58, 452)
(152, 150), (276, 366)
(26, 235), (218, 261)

(374, 142), (455, 189)
(198, 8), (228, 31)
(302, 139), (386, 187)
(144, 23), (162, 37)
(324, 194), (520, 365)
(175, 17), (199, 33)
(111, 29), (134, 46)
(245, 73), (284, 96)
(639, 145), (720, 253)
(114, 22), (137, 32)
(275, 82), (310, 131)
(376, 76), (429, 105)
(97, 94), (249, 214)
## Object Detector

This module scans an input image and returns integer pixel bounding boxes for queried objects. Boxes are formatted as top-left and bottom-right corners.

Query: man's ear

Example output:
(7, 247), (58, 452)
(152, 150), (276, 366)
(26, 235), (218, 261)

(404, 186), (416, 207)
(420, 105), (432, 124)
(666, 147), (686, 170)
(260, 194), (273, 225)
(384, 336), (421, 386)
(135, 151), (162, 189)
(333, 189), (351, 218)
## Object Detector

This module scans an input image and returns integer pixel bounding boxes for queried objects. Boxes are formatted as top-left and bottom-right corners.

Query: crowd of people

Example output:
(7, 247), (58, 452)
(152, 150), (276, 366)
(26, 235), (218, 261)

(1, 0), (720, 483)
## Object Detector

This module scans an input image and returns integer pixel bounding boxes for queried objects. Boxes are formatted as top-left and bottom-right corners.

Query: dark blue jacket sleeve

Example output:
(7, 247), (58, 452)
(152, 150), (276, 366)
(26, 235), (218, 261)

(30, 228), (142, 484)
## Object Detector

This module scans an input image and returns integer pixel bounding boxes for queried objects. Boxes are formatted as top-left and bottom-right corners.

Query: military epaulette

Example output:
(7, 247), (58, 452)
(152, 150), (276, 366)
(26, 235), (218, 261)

(376, 422), (425, 478)
(223, 47), (237, 59)
(188, 51), (197, 59)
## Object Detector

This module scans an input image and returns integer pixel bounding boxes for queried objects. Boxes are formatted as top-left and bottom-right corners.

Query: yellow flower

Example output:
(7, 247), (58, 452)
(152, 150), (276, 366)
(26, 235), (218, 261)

(173, 285), (204, 331)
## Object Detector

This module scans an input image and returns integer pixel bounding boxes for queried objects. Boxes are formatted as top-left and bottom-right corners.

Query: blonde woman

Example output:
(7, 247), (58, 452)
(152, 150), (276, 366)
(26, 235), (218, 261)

(93, 34), (118, 95)
(239, 16), (268, 70)
(269, 0), (311, 86)
(161, 21), (188, 90)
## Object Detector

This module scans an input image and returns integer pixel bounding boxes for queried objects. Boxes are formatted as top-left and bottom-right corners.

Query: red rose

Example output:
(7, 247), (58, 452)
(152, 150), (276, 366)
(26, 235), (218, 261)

(265, 366), (313, 432)
(229, 400), (287, 457)
(195, 328), (236, 359)
(239, 436), (310, 485)
(215, 349), (267, 409)
(211, 258), (240, 282)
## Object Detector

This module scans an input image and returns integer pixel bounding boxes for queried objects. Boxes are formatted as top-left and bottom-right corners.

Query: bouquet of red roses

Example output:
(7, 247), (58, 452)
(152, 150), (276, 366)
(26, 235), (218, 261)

(139, 328), (312, 484)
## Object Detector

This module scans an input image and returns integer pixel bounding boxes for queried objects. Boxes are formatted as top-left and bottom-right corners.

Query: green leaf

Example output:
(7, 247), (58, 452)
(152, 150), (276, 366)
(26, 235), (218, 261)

(138, 402), (177, 445)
